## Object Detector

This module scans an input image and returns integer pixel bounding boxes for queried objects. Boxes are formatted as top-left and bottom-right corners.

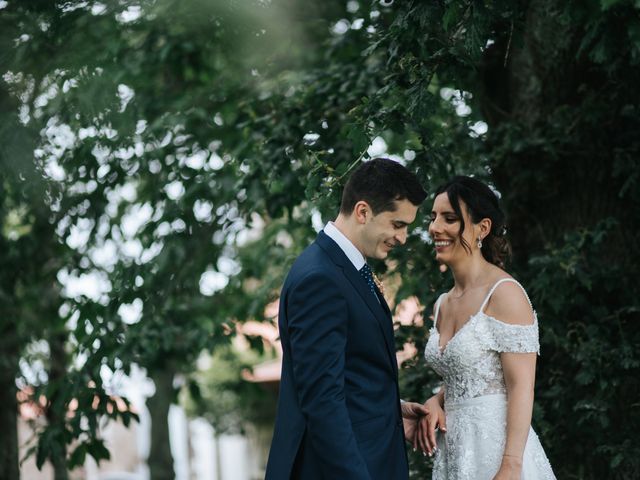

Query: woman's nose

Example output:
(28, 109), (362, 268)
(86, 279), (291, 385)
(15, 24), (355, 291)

(428, 218), (441, 235)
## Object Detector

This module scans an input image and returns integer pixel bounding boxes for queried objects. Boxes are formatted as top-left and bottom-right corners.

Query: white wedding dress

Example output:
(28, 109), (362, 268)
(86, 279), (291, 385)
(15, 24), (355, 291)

(424, 278), (556, 479)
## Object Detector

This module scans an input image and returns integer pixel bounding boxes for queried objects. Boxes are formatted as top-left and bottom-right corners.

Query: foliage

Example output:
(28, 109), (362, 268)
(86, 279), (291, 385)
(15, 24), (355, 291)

(213, 0), (640, 478)
(184, 346), (278, 435)
(1, 0), (639, 478)
(525, 220), (640, 478)
(0, 0), (287, 473)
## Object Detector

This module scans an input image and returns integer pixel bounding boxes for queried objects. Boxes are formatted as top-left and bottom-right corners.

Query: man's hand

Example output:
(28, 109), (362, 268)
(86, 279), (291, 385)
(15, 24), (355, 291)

(401, 401), (429, 446)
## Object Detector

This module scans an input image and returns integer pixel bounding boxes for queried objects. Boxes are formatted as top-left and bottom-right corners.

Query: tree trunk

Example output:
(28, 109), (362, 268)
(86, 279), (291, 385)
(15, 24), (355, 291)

(46, 331), (69, 480)
(481, 0), (625, 264)
(147, 369), (176, 480)
(0, 323), (19, 480)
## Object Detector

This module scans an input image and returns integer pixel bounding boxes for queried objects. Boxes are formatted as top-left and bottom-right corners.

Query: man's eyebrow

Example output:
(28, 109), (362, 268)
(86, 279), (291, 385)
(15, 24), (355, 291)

(392, 220), (410, 226)
(430, 210), (457, 216)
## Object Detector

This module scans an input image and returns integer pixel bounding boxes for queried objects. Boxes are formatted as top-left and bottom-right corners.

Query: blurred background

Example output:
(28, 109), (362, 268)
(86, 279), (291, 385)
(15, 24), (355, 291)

(1, 1), (639, 479)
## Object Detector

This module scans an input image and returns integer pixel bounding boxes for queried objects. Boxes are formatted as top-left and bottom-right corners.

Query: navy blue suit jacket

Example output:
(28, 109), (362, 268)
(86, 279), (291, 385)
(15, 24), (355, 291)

(265, 231), (408, 480)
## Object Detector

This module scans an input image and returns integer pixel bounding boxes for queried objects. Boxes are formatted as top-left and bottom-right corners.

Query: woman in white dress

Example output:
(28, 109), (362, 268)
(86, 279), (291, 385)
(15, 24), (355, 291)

(418, 176), (555, 479)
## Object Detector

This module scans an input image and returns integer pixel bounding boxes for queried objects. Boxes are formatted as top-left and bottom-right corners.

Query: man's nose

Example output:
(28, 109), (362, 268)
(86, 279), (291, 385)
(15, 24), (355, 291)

(395, 229), (408, 245)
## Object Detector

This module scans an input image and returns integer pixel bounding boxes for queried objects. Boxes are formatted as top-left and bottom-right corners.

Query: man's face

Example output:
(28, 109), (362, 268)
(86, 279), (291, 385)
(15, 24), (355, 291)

(361, 199), (418, 260)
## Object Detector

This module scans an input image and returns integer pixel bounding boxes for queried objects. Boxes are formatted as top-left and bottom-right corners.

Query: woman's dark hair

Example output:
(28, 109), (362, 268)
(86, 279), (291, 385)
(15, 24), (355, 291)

(340, 158), (427, 215)
(434, 176), (511, 268)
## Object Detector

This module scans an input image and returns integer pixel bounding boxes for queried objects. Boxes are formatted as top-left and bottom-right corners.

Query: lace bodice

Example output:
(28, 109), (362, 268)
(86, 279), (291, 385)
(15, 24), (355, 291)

(424, 279), (540, 406)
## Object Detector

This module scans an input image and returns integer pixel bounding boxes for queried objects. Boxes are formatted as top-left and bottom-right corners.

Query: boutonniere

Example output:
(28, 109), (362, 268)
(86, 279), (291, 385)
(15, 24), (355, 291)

(372, 272), (385, 296)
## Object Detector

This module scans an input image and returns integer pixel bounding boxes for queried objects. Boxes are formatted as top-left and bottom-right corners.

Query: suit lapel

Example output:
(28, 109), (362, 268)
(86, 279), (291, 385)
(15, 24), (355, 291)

(342, 267), (398, 374)
(316, 232), (398, 376)
(377, 288), (391, 316)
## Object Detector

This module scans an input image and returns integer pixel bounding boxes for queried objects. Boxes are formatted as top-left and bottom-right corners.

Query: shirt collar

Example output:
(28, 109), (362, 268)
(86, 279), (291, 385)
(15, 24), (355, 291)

(323, 221), (366, 270)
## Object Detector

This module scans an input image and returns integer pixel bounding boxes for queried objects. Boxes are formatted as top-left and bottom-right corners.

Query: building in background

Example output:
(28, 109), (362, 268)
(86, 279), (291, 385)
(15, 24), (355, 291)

(17, 367), (260, 480)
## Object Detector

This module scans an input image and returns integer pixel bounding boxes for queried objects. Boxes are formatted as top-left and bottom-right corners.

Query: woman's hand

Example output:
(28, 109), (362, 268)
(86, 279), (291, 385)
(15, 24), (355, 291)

(492, 455), (522, 480)
(417, 395), (447, 456)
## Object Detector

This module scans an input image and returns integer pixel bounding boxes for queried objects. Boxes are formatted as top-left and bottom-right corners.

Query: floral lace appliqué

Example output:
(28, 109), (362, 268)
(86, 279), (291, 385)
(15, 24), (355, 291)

(425, 312), (539, 405)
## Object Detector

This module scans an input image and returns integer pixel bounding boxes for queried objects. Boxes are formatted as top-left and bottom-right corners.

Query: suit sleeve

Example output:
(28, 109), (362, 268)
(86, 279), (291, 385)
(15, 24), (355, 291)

(286, 270), (372, 479)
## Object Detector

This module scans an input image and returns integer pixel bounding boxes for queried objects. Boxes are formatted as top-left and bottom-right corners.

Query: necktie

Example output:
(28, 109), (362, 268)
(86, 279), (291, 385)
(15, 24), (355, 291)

(359, 264), (378, 298)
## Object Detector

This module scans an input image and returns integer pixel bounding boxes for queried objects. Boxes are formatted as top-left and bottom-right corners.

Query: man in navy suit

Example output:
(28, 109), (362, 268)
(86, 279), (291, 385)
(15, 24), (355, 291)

(265, 158), (429, 479)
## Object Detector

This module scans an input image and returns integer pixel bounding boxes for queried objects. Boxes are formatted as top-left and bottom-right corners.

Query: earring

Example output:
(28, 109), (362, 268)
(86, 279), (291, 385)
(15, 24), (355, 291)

(477, 237), (483, 248)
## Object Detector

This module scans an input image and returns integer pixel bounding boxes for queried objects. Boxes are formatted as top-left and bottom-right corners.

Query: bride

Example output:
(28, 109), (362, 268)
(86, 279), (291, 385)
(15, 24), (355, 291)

(418, 176), (555, 479)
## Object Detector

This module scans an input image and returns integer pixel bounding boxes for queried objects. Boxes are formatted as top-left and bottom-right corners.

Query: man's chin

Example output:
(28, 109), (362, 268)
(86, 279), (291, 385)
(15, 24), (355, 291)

(374, 250), (390, 260)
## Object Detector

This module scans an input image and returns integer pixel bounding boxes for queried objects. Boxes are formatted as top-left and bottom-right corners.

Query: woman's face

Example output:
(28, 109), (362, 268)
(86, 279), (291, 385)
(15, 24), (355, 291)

(428, 192), (478, 265)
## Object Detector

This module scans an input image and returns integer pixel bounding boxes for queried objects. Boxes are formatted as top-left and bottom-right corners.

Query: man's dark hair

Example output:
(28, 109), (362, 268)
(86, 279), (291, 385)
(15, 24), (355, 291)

(339, 158), (427, 215)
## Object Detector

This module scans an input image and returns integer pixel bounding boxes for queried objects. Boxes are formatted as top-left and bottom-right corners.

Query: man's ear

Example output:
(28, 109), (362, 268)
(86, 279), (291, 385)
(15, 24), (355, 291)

(354, 201), (370, 224)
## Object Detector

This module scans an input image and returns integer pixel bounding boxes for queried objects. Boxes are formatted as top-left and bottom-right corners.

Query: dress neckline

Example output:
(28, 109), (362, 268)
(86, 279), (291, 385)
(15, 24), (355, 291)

(434, 312), (478, 354)
(432, 310), (539, 356)
(432, 278), (533, 354)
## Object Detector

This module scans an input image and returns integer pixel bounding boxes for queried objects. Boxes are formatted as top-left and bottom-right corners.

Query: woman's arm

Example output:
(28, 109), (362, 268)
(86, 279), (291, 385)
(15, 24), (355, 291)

(498, 351), (536, 476)
(485, 281), (538, 479)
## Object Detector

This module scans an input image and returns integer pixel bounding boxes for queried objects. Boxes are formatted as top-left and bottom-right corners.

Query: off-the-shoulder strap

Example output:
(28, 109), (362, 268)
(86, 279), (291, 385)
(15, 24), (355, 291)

(433, 293), (447, 328)
(478, 278), (532, 314)
(477, 315), (540, 354)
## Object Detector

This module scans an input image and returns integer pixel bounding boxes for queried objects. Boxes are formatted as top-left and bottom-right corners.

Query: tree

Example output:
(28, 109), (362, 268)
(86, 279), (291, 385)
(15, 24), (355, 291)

(0, 2), (145, 477)
(213, 1), (640, 478)
(363, 2), (640, 477)
(1, 0), (334, 476)
(3, 1), (638, 478)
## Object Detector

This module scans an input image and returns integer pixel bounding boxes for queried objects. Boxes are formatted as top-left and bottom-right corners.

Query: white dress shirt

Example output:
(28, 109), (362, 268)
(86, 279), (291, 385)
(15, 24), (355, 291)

(323, 221), (366, 270)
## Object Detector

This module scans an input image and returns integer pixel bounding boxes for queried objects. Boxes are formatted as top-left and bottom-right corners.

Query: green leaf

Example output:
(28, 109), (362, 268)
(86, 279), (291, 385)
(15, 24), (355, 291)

(87, 441), (111, 463)
(600, 0), (625, 10)
(69, 444), (87, 469)
(345, 124), (369, 156)
(443, 3), (462, 32)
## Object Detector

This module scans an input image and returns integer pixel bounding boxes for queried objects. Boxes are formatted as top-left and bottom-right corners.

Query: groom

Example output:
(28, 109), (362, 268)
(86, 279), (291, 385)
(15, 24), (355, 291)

(265, 158), (429, 479)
